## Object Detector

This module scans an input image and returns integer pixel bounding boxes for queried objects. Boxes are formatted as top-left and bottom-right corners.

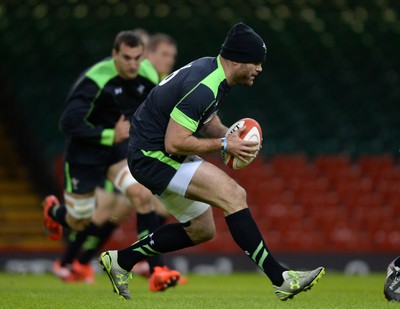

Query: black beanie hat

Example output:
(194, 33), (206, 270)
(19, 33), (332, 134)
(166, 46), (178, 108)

(220, 22), (266, 63)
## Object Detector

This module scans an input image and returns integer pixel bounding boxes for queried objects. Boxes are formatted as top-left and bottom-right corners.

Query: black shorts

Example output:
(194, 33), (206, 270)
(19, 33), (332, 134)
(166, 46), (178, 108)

(127, 148), (185, 195)
(64, 162), (108, 194)
(63, 142), (127, 194)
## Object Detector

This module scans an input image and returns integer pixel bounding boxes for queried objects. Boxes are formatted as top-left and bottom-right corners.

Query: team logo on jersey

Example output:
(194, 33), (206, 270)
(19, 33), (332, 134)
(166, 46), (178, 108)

(114, 87), (123, 95)
(136, 84), (145, 95)
(71, 177), (80, 191)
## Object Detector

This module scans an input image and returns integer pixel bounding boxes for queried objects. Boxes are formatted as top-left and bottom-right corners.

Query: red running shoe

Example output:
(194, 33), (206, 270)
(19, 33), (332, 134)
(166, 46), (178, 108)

(73, 260), (95, 284)
(149, 266), (181, 292)
(52, 260), (77, 282)
(43, 195), (62, 241)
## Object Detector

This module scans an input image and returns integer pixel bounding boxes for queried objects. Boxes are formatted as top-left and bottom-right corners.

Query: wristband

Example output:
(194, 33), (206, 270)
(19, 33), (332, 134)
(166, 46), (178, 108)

(220, 137), (228, 152)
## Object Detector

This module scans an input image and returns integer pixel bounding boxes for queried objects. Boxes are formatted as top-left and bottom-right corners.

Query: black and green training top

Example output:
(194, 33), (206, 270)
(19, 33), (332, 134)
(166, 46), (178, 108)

(59, 57), (156, 163)
(129, 56), (230, 162)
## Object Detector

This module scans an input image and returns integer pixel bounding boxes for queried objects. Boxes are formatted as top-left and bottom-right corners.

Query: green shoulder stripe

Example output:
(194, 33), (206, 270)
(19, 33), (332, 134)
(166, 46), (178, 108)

(200, 56), (226, 97)
(139, 59), (159, 85)
(85, 58), (118, 89)
(171, 56), (226, 132)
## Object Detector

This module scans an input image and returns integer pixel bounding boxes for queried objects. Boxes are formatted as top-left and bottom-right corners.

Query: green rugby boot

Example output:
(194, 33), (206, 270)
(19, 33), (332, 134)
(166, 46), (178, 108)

(100, 250), (132, 300)
(273, 267), (325, 301)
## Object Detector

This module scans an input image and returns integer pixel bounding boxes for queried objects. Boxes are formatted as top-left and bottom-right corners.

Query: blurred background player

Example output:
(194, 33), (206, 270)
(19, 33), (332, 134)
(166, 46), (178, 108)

(133, 29), (178, 224)
(131, 30), (180, 278)
(138, 32), (177, 81)
(51, 30), (180, 285)
(43, 30), (181, 291)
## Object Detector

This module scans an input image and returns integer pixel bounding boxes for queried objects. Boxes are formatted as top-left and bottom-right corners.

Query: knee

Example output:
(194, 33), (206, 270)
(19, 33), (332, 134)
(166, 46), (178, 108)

(198, 224), (216, 243)
(92, 207), (112, 225)
(231, 184), (247, 203)
(66, 215), (91, 232)
(125, 185), (154, 213)
(223, 184), (247, 214)
(110, 197), (133, 222)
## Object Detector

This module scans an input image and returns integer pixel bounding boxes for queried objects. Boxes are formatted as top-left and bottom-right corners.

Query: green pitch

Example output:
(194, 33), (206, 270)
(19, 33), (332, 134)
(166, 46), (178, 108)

(0, 271), (395, 308)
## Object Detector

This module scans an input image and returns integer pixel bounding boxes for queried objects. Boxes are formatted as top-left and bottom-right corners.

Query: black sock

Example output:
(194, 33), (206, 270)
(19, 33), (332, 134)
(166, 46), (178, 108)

(156, 214), (167, 227)
(48, 204), (68, 228)
(225, 208), (287, 286)
(60, 222), (101, 265)
(78, 221), (117, 264)
(137, 212), (165, 274)
(117, 223), (194, 271)
(136, 212), (158, 239)
(60, 230), (77, 265)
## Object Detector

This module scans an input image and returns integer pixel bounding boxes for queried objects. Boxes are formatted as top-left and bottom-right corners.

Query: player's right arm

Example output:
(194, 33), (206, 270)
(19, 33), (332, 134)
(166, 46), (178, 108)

(165, 117), (258, 160)
(59, 78), (125, 146)
(164, 72), (259, 158)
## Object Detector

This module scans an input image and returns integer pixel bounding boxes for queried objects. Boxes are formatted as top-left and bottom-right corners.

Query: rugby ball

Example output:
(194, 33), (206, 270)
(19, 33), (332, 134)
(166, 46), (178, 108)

(222, 118), (262, 170)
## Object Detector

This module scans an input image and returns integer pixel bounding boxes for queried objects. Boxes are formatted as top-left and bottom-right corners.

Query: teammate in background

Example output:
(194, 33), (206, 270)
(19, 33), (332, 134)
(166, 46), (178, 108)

(51, 31), (180, 285)
(139, 33), (177, 82)
(99, 22), (325, 301)
(384, 256), (400, 302)
(132, 28), (150, 48)
(43, 30), (181, 291)
(133, 29), (178, 225)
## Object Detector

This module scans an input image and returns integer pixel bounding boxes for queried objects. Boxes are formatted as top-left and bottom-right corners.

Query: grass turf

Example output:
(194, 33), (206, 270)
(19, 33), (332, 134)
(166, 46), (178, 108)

(0, 271), (396, 308)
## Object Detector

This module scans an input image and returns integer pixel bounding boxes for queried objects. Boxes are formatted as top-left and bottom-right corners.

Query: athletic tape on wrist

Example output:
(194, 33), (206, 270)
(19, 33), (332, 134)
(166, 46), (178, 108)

(220, 137), (228, 152)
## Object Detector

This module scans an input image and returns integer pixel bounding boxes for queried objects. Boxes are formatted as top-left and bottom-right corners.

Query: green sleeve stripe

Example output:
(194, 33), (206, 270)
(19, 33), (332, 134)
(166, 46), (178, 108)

(64, 162), (72, 193)
(101, 129), (115, 146)
(170, 107), (199, 132)
(141, 149), (181, 170)
(85, 58), (118, 89)
(138, 59), (160, 85)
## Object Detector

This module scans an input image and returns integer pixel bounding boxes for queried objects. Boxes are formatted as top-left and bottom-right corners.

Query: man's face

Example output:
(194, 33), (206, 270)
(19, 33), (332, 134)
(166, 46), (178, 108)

(148, 42), (177, 76)
(113, 42), (144, 80)
(233, 62), (263, 86)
